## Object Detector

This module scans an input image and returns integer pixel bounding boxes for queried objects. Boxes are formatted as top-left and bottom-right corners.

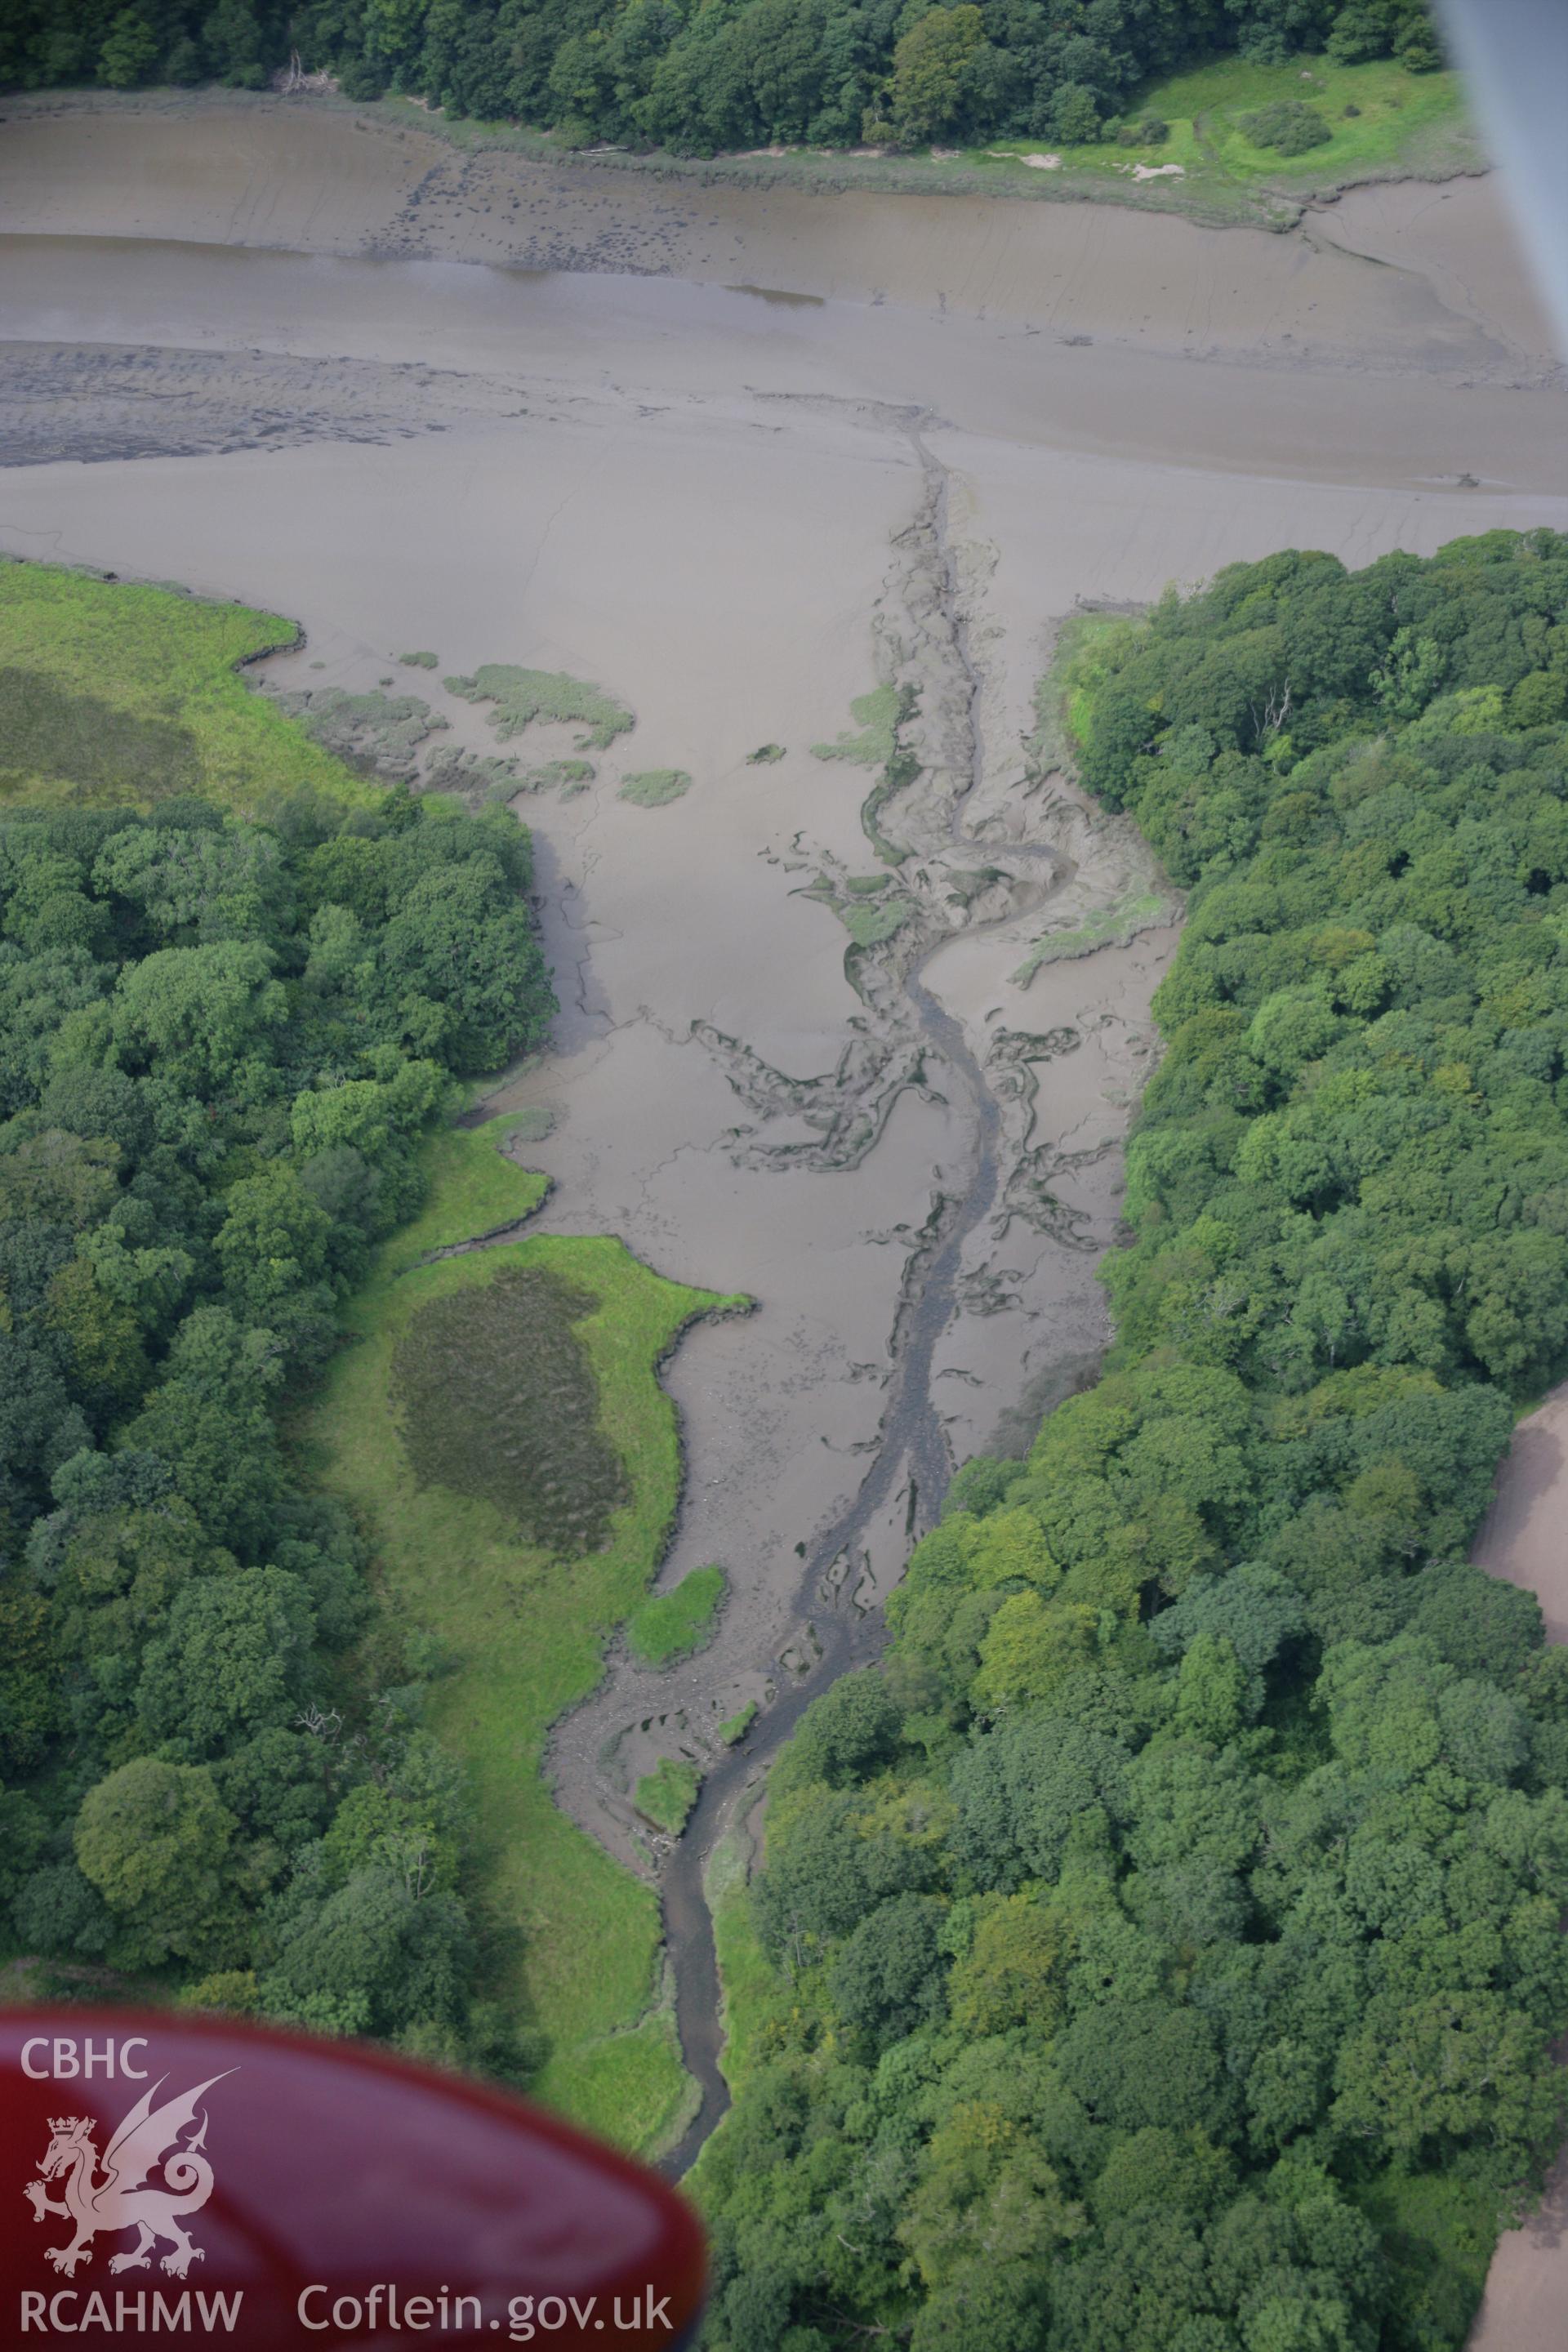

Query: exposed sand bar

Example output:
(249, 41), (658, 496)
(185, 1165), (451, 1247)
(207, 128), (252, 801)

(2, 104), (1567, 2181)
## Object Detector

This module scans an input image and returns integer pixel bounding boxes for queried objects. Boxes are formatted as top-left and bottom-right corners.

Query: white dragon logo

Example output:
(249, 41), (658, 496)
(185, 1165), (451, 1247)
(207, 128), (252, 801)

(23, 2071), (234, 2278)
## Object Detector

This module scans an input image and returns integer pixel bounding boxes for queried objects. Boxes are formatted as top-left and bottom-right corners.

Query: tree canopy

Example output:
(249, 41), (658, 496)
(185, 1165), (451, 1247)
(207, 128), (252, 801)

(700, 529), (1568, 2352)
(2, 0), (1440, 154)
(1, 778), (553, 2076)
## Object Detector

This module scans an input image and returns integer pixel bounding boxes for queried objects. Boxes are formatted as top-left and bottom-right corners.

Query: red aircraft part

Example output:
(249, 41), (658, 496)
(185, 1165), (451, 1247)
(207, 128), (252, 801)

(2, 2011), (706, 2349)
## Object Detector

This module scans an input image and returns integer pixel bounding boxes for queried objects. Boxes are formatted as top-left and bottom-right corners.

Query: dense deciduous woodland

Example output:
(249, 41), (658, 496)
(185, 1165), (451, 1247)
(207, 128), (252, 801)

(2, 0), (1439, 150)
(699, 532), (1568, 2352)
(0, 783), (555, 2061)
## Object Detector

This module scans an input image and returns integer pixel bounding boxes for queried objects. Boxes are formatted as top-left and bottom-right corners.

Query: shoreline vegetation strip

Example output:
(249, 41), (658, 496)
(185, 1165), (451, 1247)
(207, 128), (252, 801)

(2, 47), (1478, 234)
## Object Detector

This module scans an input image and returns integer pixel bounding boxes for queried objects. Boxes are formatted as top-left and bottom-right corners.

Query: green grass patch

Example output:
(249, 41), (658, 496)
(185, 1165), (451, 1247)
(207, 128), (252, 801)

(425, 750), (598, 804)
(976, 113), (1207, 185)
(627, 1564), (727, 1668)
(801, 866), (917, 948)
(0, 560), (381, 813)
(300, 1111), (747, 2155)
(618, 768), (692, 807)
(399, 649), (439, 668)
(635, 1757), (702, 1834)
(808, 682), (921, 867)
(719, 1701), (758, 1745)
(0, 667), (203, 804)
(380, 1116), (550, 1275)
(703, 1807), (774, 2093)
(445, 665), (634, 751)
(1011, 888), (1172, 985)
(746, 744), (786, 764)
(840, 896), (915, 947)
(969, 56), (1472, 216)
(534, 2010), (696, 2155)
(1144, 53), (1464, 183)
(811, 684), (903, 768)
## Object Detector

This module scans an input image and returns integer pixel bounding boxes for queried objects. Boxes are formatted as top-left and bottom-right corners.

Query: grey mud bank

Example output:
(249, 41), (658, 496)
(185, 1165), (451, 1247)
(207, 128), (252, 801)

(3, 100), (1568, 2231)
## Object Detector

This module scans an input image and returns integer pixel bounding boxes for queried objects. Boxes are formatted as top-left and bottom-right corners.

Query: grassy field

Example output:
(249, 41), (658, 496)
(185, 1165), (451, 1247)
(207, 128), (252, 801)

(300, 1114), (748, 2155)
(0, 560), (381, 813)
(393, 1261), (633, 1555)
(380, 1114), (553, 1272)
(969, 55), (1472, 220)
(627, 1563), (727, 1668)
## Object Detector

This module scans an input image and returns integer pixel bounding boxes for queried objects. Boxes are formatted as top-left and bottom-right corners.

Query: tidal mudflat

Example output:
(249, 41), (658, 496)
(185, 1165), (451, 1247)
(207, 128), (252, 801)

(4, 100), (1568, 2187)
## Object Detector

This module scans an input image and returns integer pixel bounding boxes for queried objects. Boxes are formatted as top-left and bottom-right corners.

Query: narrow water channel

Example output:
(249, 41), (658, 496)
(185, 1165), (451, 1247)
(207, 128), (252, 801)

(660, 965), (1002, 2176)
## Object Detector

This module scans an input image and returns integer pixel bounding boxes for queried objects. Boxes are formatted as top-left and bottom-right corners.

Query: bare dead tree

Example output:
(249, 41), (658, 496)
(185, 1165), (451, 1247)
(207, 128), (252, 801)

(384, 1829), (438, 1902)
(1250, 678), (1294, 741)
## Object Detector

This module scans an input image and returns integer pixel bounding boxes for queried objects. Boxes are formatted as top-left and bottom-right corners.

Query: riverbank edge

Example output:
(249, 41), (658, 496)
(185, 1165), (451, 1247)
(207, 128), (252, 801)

(0, 82), (1486, 235)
